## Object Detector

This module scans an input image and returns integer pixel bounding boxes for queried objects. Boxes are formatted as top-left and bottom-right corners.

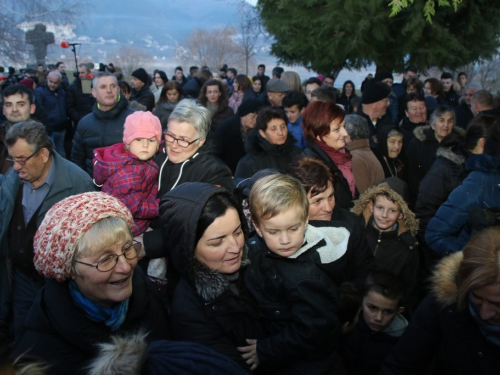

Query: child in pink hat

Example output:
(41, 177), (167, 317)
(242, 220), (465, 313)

(93, 111), (162, 236)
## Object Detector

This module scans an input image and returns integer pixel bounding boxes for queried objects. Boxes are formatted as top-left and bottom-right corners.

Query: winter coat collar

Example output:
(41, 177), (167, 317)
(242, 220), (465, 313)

(288, 224), (349, 263)
(413, 125), (465, 142)
(244, 128), (297, 155)
(351, 182), (419, 236)
(92, 94), (130, 120)
(465, 153), (500, 174)
(436, 146), (466, 166)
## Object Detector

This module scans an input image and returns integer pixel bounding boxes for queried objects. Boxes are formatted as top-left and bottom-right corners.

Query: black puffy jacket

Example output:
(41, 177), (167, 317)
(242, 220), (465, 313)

(159, 183), (268, 373)
(66, 78), (95, 125)
(71, 95), (134, 175)
(130, 85), (155, 111)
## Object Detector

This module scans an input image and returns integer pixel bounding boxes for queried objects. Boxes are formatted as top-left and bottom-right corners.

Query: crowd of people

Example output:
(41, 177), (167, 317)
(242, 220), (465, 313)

(0, 60), (500, 375)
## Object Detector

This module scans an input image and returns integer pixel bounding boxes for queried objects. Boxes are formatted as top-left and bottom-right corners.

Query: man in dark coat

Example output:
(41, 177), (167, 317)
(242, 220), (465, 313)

(71, 72), (134, 175)
(454, 82), (481, 129)
(357, 82), (394, 138)
(0, 121), (94, 340)
(471, 89), (500, 120)
(66, 63), (95, 126)
(441, 72), (460, 108)
(130, 68), (155, 111)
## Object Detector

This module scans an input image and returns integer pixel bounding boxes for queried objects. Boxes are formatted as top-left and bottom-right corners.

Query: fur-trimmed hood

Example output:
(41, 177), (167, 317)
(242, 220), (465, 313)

(413, 125), (465, 142)
(351, 181), (419, 236)
(436, 146), (466, 166)
(159, 182), (250, 302)
(430, 252), (463, 307)
(88, 331), (246, 375)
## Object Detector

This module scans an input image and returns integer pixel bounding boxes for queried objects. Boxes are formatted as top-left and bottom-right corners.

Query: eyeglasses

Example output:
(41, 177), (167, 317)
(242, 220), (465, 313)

(6, 149), (40, 166)
(164, 132), (200, 148)
(74, 241), (141, 272)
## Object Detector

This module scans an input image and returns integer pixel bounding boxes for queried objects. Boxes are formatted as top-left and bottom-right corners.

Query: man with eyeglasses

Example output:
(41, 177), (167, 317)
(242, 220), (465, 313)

(0, 120), (94, 340)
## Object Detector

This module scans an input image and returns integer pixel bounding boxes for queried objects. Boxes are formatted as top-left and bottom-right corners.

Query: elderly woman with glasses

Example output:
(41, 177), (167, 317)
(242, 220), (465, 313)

(14, 192), (170, 374)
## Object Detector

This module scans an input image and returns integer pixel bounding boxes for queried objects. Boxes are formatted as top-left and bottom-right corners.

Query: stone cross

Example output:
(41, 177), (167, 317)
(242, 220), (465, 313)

(26, 23), (55, 65)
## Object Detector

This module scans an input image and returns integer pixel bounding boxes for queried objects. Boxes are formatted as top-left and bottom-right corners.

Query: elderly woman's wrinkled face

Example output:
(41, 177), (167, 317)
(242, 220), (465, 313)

(307, 182), (335, 221)
(471, 282), (500, 325)
(259, 118), (288, 145)
(195, 207), (244, 274)
(165, 119), (206, 164)
(431, 112), (454, 142)
(387, 135), (403, 158)
(72, 238), (138, 308)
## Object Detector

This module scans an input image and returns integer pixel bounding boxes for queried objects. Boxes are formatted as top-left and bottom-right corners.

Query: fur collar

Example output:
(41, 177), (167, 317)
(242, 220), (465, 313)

(436, 147), (465, 166)
(193, 248), (251, 303)
(430, 252), (463, 307)
(289, 224), (349, 263)
(413, 125), (465, 142)
(351, 182), (419, 236)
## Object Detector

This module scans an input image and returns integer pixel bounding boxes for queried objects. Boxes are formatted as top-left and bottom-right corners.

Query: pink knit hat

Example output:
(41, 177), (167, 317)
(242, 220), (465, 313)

(123, 111), (162, 144)
(33, 192), (134, 282)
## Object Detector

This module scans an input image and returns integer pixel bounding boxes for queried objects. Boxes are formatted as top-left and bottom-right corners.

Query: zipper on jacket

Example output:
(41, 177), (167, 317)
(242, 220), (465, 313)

(373, 231), (382, 256)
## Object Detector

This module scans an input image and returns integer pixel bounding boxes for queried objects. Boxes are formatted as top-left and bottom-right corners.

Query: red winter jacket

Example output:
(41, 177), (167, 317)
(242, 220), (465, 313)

(93, 143), (159, 236)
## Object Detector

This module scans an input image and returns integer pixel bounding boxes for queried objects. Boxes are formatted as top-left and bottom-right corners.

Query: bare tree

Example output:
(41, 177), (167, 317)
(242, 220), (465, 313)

(233, 1), (269, 75)
(179, 27), (244, 72)
(112, 46), (153, 76)
(0, 0), (88, 64)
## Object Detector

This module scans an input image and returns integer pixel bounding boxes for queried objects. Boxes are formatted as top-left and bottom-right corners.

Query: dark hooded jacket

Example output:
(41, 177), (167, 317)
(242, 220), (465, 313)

(14, 269), (170, 375)
(352, 179), (420, 308)
(381, 252), (500, 375)
(71, 95), (134, 175)
(234, 129), (301, 180)
(159, 183), (268, 373)
(374, 126), (405, 180)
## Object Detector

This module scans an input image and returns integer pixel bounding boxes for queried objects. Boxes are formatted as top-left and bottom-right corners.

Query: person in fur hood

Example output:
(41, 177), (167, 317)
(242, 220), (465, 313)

(87, 331), (246, 375)
(159, 182), (268, 374)
(381, 227), (500, 375)
(352, 178), (420, 309)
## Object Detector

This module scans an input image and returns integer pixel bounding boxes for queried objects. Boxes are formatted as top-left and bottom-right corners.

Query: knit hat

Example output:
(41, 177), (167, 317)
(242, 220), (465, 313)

(362, 82), (391, 104)
(131, 68), (149, 85)
(19, 78), (35, 91)
(237, 98), (262, 117)
(33, 192), (134, 282)
(123, 111), (162, 144)
(266, 78), (290, 93)
(378, 71), (394, 82)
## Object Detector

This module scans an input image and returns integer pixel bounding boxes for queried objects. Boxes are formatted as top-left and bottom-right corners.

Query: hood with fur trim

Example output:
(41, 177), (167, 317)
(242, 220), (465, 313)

(436, 146), (466, 166)
(351, 182), (419, 236)
(159, 182), (249, 302)
(413, 125), (465, 142)
(430, 252), (463, 308)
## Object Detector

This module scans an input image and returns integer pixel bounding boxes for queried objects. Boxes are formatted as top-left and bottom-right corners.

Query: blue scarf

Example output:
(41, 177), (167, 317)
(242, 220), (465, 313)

(69, 280), (129, 331)
(468, 292), (500, 347)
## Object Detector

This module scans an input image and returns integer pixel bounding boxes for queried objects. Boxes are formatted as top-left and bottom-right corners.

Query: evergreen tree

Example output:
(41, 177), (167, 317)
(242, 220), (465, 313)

(257, 0), (500, 75)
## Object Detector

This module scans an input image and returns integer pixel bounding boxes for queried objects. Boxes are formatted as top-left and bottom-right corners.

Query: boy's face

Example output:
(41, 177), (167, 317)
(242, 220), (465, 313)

(254, 204), (308, 258)
(369, 195), (403, 232)
(362, 291), (403, 332)
(127, 137), (159, 160)
(284, 104), (302, 124)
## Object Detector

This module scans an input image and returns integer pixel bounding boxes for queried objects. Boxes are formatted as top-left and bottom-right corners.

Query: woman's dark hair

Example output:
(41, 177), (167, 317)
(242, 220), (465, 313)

(234, 74), (251, 93)
(484, 122), (500, 156)
(255, 107), (288, 131)
(287, 156), (335, 198)
(424, 77), (442, 96)
(198, 79), (229, 109)
(341, 80), (356, 97)
(251, 76), (263, 93)
(158, 81), (183, 104)
(154, 70), (168, 87)
(195, 193), (248, 245)
(302, 101), (346, 143)
(406, 76), (423, 92)
(118, 80), (130, 95)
